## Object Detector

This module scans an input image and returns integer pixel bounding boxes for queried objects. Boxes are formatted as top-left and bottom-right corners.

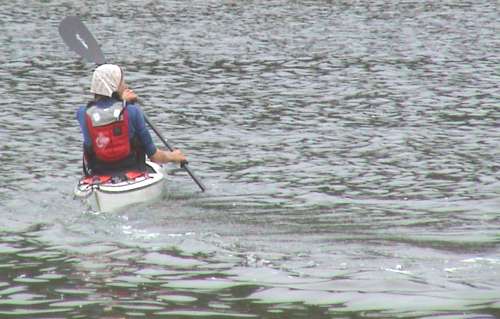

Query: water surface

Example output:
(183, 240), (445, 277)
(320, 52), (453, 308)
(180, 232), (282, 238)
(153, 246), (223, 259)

(0, 1), (499, 318)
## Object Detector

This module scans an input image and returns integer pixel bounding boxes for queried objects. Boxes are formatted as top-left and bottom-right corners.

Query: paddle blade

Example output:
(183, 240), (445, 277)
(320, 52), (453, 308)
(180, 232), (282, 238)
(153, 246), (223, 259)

(58, 16), (106, 65)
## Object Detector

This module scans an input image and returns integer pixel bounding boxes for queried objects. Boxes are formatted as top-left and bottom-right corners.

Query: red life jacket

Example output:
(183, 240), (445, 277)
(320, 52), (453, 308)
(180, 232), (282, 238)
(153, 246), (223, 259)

(85, 102), (131, 163)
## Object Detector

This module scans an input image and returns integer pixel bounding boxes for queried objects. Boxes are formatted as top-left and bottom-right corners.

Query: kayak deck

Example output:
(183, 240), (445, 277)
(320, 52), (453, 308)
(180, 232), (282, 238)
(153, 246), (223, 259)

(74, 161), (165, 212)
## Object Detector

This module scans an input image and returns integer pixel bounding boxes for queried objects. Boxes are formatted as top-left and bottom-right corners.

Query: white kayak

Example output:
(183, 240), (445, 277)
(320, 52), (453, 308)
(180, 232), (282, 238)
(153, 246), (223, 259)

(74, 161), (165, 212)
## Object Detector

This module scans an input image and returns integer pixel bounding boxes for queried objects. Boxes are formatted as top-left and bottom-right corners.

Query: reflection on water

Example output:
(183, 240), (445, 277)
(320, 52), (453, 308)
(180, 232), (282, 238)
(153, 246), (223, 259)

(1, 230), (499, 318)
(0, 0), (499, 318)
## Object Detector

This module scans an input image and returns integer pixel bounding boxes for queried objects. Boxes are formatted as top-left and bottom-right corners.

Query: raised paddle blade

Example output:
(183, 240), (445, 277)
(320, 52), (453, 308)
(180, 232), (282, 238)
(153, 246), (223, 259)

(58, 16), (106, 65)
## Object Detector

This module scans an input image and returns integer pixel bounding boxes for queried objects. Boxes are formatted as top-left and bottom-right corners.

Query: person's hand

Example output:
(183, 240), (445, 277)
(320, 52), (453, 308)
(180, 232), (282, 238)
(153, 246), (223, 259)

(169, 149), (187, 164)
(121, 87), (138, 103)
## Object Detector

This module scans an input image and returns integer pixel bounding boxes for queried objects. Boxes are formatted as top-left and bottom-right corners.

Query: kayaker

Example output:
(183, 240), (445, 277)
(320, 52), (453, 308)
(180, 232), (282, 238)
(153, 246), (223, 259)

(76, 64), (186, 176)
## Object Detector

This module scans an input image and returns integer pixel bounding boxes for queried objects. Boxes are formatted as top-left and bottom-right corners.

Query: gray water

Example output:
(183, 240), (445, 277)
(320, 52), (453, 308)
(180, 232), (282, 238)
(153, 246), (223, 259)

(0, 1), (499, 318)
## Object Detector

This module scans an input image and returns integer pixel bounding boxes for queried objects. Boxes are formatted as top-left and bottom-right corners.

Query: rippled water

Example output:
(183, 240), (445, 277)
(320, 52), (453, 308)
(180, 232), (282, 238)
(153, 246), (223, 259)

(0, 1), (499, 318)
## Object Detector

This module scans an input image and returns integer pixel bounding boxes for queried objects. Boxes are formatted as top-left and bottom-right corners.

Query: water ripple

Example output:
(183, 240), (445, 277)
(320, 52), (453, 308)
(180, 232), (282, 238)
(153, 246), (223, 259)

(0, 1), (499, 318)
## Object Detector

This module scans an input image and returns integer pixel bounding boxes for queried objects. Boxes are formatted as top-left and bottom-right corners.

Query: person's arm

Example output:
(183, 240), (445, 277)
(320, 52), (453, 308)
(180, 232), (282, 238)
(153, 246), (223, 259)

(150, 149), (186, 164)
(76, 106), (91, 146)
(127, 98), (187, 165)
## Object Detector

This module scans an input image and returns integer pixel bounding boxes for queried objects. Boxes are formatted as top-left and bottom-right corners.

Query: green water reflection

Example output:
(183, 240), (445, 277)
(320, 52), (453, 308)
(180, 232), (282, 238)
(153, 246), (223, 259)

(0, 231), (499, 319)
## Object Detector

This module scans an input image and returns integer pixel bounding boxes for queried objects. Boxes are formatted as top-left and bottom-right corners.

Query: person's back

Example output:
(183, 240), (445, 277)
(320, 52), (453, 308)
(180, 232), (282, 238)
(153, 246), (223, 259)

(76, 64), (186, 176)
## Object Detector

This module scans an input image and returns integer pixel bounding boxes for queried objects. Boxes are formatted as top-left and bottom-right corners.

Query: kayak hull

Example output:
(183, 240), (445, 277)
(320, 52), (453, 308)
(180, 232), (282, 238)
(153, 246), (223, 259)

(74, 161), (165, 212)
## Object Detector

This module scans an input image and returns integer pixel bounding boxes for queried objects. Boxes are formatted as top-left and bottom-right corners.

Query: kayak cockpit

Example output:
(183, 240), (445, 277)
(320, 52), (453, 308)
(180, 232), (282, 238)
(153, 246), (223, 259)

(74, 161), (165, 212)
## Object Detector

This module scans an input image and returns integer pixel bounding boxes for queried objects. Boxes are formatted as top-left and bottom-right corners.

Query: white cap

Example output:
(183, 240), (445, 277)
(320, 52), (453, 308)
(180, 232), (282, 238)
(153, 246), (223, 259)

(90, 64), (122, 97)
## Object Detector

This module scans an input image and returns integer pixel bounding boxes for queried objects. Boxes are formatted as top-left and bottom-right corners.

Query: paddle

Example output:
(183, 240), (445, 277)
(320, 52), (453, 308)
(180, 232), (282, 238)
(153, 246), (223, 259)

(59, 16), (206, 192)
(59, 16), (106, 65)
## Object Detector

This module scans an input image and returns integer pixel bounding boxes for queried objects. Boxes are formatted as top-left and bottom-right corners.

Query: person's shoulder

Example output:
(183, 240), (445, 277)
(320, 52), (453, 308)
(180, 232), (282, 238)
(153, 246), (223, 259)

(76, 104), (87, 118)
(126, 101), (141, 109)
(126, 102), (143, 116)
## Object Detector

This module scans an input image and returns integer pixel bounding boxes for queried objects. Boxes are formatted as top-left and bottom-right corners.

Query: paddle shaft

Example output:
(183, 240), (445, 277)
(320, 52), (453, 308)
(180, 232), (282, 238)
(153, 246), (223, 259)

(59, 16), (206, 192)
(144, 115), (206, 192)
